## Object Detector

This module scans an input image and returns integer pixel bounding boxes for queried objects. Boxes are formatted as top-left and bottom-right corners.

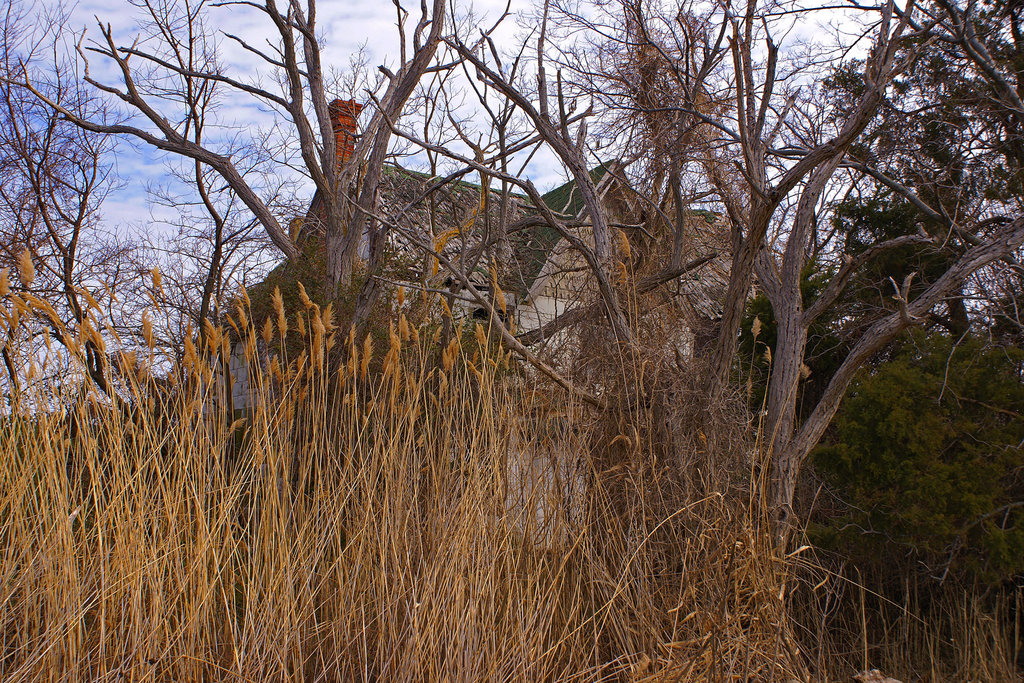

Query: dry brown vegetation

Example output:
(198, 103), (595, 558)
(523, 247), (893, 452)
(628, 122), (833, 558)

(0, 288), (1018, 681)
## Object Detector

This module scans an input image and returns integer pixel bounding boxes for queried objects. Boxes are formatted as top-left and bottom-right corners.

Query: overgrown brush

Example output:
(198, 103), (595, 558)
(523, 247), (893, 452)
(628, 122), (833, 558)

(0, 285), (789, 682)
(0, 288), (1017, 681)
(790, 565), (1021, 682)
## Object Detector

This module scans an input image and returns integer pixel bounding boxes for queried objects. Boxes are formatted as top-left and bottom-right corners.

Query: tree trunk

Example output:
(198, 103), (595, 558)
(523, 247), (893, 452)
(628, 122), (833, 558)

(711, 208), (771, 385)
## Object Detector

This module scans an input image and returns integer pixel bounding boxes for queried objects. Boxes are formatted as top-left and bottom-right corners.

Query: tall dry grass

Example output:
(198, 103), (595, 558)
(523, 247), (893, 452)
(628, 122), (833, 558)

(0, 289), (1018, 681)
(789, 561), (1021, 682)
(0, 287), (801, 682)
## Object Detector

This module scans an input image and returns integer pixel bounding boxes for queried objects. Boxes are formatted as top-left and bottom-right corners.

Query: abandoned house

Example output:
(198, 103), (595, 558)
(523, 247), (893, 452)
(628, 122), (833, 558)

(220, 99), (731, 411)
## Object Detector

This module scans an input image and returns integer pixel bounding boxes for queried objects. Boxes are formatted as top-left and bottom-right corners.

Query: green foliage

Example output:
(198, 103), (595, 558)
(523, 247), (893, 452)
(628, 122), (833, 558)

(236, 234), (504, 385)
(835, 197), (918, 262)
(242, 236), (419, 362)
(811, 332), (1024, 585)
(831, 196), (973, 334)
(989, 275), (1024, 347)
(244, 239), (327, 319)
(824, 4), (1024, 208)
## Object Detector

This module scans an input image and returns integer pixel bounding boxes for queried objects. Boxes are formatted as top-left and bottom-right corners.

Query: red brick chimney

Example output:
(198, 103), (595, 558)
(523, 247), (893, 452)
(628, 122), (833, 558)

(329, 99), (362, 168)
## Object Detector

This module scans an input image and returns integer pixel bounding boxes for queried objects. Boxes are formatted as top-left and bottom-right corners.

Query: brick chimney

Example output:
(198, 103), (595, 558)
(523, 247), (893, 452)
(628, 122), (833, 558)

(329, 99), (362, 168)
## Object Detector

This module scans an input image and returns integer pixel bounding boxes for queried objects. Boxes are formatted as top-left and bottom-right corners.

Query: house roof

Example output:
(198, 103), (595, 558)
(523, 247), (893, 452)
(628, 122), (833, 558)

(539, 164), (611, 216)
(510, 164), (615, 294)
(242, 159), (730, 350)
(302, 162), (619, 294)
(295, 160), (731, 324)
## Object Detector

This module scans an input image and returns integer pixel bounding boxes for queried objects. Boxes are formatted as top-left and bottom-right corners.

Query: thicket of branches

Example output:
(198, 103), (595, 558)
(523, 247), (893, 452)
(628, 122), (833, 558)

(0, 0), (1021, 677)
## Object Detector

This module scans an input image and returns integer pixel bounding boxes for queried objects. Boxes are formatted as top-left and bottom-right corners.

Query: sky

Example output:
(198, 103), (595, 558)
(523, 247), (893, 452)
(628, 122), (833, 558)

(52, 0), (856, 250)
(58, 0), (553, 241)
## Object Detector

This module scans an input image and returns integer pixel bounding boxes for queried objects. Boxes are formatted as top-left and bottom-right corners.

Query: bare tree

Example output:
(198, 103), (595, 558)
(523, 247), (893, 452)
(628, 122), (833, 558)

(422, 0), (1024, 538)
(8, 0), (1018, 541)
(755, 0), (1024, 523)
(440, 1), (641, 346)
(0, 1), (133, 399)
(143, 165), (277, 353)
(544, 0), (935, 531)
(17, 0), (449, 311)
(343, 1), (734, 404)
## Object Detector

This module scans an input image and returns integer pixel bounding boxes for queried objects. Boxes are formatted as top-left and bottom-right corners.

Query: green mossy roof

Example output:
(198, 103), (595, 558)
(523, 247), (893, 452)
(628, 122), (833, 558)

(538, 164), (610, 217)
(379, 162), (615, 293)
(514, 163), (612, 292)
(292, 162), (618, 299)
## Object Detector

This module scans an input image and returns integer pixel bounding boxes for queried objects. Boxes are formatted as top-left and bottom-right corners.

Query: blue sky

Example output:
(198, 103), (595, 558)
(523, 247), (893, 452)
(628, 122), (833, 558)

(61, 0), (563, 242)
(57, 0), (853, 247)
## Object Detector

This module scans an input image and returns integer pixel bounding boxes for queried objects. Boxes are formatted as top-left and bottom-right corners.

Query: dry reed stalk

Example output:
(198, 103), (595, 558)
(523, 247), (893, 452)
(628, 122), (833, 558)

(0, 292), (1015, 682)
